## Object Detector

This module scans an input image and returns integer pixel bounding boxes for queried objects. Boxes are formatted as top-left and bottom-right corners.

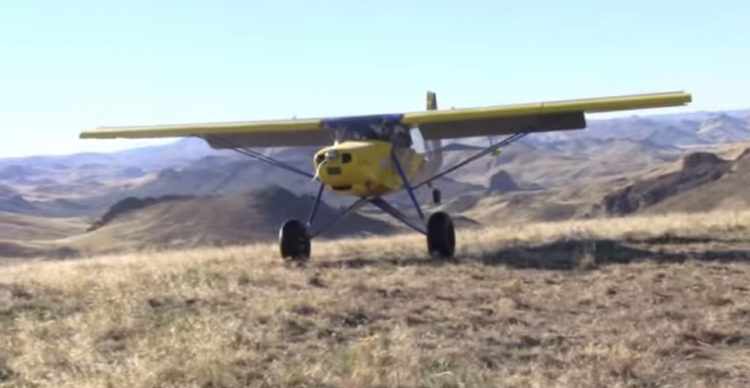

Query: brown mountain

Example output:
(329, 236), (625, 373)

(64, 186), (399, 255)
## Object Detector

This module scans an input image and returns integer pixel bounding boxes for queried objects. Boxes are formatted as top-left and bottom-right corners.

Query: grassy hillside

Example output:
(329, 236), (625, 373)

(1, 211), (749, 387)
(0, 213), (85, 262)
(0, 212), (85, 241)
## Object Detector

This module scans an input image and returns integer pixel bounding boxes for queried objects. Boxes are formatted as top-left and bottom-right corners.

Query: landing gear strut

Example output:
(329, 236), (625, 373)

(369, 198), (456, 259)
(432, 188), (442, 205)
(210, 130), (529, 263)
(278, 204), (456, 261)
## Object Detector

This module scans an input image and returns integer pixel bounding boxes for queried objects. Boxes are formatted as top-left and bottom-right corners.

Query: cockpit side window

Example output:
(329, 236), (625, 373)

(391, 125), (412, 148)
(409, 128), (426, 153)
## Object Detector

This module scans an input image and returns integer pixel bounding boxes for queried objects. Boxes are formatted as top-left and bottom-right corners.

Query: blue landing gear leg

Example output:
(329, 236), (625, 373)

(389, 150), (455, 259)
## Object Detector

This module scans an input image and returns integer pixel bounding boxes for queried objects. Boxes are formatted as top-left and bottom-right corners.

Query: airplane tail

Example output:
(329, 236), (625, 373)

(426, 90), (438, 110)
(423, 91), (443, 176)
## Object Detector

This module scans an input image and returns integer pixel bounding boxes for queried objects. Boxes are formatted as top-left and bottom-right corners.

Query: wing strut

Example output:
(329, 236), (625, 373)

(414, 132), (528, 189)
(391, 149), (425, 220)
(307, 183), (325, 229)
(369, 197), (427, 235)
(308, 198), (369, 238)
(203, 135), (315, 179)
(308, 196), (429, 238)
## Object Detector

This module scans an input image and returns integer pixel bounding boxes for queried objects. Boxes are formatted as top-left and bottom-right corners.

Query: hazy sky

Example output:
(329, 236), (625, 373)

(1, 1), (748, 157)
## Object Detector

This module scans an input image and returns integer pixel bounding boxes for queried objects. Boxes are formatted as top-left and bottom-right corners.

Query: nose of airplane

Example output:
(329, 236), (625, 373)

(313, 141), (392, 195)
(314, 148), (352, 186)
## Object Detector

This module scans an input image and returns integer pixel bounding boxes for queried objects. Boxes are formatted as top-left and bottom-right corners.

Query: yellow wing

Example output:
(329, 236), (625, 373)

(403, 91), (692, 139)
(80, 91), (691, 146)
(80, 117), (330, 147)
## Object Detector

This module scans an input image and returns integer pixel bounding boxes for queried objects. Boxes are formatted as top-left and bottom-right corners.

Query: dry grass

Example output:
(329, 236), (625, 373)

(0, 212), (86, 241)
(1, 210), (750, 387)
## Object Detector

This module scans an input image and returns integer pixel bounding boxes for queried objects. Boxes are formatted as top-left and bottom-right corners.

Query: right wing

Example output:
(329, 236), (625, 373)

(403, 91), (692, 139)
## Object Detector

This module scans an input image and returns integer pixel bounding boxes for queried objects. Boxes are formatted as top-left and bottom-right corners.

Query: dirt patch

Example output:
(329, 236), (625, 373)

(0, 352), (13, 383)
(0, 282), (80, 326)
(146, 296), (201, 311)
(291, 304), (318, 316)
(95, 327), (135, 354)
(335, 310), (371, 328)
(0, 242), (79, 259)
(680, 330), (750, 347)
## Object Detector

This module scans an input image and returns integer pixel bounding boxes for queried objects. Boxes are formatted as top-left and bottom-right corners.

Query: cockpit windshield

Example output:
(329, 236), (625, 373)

(331, 125), (413, 148)
(331, 126), (383, 142)
(323, 114), (412, 147)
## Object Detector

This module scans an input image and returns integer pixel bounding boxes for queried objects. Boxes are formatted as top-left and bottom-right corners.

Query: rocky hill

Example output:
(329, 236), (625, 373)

(63, 186), (399, 256)
(603, 149), (750, 215)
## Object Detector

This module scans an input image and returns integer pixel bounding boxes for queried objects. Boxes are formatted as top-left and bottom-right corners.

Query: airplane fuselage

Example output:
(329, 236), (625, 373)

(313, 140), (425, 197)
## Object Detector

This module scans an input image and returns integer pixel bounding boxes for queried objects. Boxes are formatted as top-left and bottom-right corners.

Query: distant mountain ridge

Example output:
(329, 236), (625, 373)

(526, 109), (750, 147)
(696, 113), (750, 143)
(0, 138), (221, 172)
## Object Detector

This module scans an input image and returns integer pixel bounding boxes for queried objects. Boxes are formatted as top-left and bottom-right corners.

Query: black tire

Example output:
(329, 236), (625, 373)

(427, 212), (455, 258)
(279, 219), (311, 261)
(432, 188), (442, 205)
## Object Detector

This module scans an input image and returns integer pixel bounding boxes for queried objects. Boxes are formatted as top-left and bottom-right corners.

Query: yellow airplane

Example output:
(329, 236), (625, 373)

(80, 91), (691, 260)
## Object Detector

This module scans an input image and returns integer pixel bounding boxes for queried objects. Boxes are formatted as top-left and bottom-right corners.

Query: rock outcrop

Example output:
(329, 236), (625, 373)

(603, 152), (731, 215)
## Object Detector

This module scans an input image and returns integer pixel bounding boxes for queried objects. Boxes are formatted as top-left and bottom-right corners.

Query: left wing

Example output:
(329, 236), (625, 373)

(80, 117), (332, 147)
